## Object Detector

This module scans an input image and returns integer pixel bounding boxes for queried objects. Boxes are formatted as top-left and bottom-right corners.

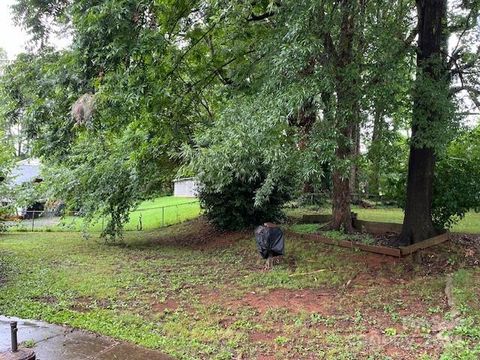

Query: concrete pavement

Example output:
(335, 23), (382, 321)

(0, 316), (173, 360)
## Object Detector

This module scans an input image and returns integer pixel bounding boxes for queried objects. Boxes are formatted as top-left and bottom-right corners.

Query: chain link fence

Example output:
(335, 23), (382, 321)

(3, 201), (201, 232)
(127, 201), (200, 231)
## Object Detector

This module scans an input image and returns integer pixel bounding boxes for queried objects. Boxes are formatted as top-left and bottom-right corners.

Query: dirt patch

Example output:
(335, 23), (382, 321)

(255, 356), (276, 360)
(32, 295), (57, 304)
(371, 232), (405, 247)
(70, 296), (112, 312)
(244, 289), (336, 314)
(218, 316), (236, 328)
(351, 252), (400, 269)
(152, 218), (248, 250)
(411, 233), (480, 275)
(250, 331), (277, 342)
(151, 298), (179, 313)
(305, 228), (480, 277)
(450, 233), (480, 265)
(203, 288), (336, 315)
(356, 232), (480, 264)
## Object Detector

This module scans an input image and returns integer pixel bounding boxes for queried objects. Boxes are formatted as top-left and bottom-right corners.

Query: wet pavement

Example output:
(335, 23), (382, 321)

(0, 316), (173, 360)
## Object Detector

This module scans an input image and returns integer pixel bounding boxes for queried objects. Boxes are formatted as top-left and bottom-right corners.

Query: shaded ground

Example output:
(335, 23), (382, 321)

(0, 316), (172, 359)
(286, 206), (480, 234)
(0, 218), (479, 359)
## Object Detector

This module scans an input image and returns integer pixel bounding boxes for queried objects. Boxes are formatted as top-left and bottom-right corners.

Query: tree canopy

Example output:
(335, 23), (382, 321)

(0, 0), (479, 240)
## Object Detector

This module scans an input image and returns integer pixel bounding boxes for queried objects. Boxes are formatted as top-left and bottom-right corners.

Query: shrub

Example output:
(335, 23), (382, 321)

(432, 127), (480, 230)
(198, 172), (294, 230)
(186, 98), (301, 230)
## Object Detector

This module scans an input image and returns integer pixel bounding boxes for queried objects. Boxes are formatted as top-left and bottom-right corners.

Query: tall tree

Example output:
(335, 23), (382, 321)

(311, 0), (415, 230)
(4, 0), (276, 236)
(400, 0), (449, 244)
(399, 0), (480, 244)
(330, 0), (360, 231)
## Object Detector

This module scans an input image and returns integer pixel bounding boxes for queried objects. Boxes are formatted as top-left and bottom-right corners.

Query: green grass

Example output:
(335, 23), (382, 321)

(287, 206), (480, 234)
(136, 197), (197, 208)
(354, 208), (480, 234)
(1, 221), (479, 359)
(122, 197), (200, 231)
(288, 224), (375, 245)
(18, 196), (201, 233)
(440, 269), (480, 359)
(11, 200), (479, 235)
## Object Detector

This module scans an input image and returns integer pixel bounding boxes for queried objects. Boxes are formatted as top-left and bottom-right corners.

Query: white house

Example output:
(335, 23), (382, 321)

(2, 158), (44, 216)
(173, 177), (199, 197)
(10, 158), (43, 186)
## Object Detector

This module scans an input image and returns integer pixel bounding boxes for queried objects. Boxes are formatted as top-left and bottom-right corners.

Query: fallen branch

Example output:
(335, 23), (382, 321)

(343, 271), (360, 289)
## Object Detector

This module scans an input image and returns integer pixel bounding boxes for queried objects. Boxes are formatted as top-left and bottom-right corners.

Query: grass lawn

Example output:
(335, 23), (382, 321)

(286, 206), (480, 234)
(1, 219), (479, 359)
(49, 196), (200, 232)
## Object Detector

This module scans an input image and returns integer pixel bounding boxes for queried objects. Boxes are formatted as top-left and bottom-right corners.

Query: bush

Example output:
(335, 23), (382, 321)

(387, 127), (480, 231)
(432, 127), (480, 230)
(198, 172), (294, 230)
(186, 98), (301, 230)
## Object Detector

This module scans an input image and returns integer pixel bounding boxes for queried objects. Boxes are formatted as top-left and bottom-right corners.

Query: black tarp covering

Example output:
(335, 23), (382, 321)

(255, 225), (285, 259)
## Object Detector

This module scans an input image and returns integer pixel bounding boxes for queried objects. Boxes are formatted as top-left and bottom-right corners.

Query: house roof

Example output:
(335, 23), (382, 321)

(10, 158), (42, 186)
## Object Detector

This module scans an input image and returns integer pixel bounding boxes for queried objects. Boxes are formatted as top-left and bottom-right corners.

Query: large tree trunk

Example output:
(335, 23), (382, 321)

(399, 0), (448, 244)
(400, 146), (437, 243)
(332, 112), (354, 231)
(331, 0), (358, 232)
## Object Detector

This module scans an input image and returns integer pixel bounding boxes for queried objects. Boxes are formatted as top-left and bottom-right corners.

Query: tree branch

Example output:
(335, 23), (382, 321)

(404, 28), (418, 48)
(164, 12), (227, 82)
(450, 85), (480, 95)
(450, 85), (480, 109)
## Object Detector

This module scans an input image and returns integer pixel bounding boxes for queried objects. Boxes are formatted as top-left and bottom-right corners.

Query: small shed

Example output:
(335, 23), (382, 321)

(173, 177), (199, 197)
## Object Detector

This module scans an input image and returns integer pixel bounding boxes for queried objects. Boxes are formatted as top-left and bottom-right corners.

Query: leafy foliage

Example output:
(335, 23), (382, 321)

(432, 127), (480, 230)
(365, 133), (409, 201)
(1, 0), (254, 237)
(186, 97), (300, 230)
(2, 0), (480, 240)
(0, 130), (14, 225)
(198, 175), (293, 230)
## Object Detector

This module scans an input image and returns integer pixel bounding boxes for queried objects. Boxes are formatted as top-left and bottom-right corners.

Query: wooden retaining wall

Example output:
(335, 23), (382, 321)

(353, 219), (403, 234)
(294, 214), (450, 257)
(301, 214), (402, 234)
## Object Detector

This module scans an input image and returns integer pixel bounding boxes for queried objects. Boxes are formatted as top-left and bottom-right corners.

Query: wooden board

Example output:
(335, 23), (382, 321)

(290, 218), (449, 257)
(354, 243), (402, 257)
(287, 230), (448, 257)
(354, 220), (403, 234)
(399, 232), (449, 256)
(301, 215), (401, 234)
(285, 230), (402, 257)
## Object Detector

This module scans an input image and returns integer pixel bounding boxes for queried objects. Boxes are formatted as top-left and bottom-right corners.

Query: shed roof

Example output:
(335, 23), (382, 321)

(10, 158), (42, 186)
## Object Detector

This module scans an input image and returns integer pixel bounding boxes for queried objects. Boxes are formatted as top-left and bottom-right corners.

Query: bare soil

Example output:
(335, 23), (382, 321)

(170, 221), (480, 358)
(5, 218), (478, 359)
(370, 232), (405, 247)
